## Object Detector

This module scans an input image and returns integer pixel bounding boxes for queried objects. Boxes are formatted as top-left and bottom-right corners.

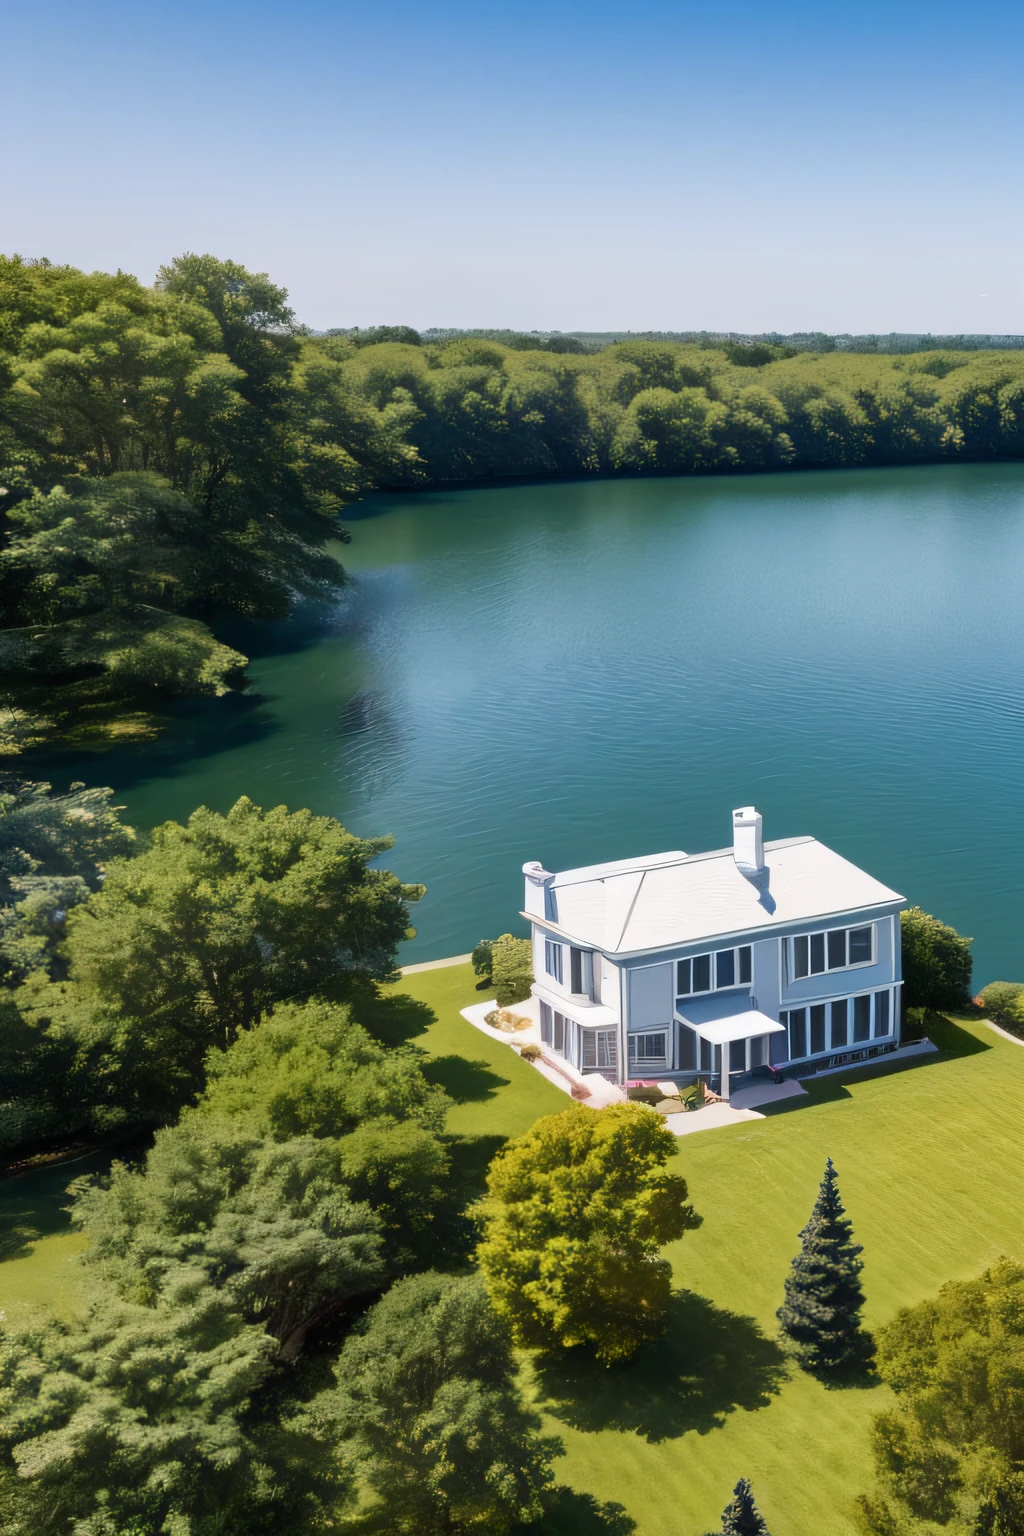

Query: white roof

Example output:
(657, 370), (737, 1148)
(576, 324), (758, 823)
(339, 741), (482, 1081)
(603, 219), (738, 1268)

(533, 837), (903, 954)
(689, 1009), (786, 1046)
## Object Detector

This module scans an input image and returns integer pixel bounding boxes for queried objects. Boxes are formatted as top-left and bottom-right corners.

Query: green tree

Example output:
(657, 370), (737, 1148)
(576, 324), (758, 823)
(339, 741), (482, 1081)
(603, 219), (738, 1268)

(900, 906), (973, 1011)
(777, 1158), (870, 1376)
(475, 1102), (701, 1363)
(0, 1270), (282, 1536)
(490, 932), (533, 1006)
(717, 1478), (772, 1535)
(334, 1271), (559, 1533)
(42, 797), (424, 1116)
(858, 1258), (1024, 1535)
(0, 473), (247, 747)
(75, 1118), (386, 1360)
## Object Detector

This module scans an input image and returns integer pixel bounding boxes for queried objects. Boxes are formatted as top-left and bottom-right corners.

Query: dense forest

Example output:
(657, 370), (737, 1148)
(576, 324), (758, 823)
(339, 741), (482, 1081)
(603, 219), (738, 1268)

(5, 250), (1024, 750)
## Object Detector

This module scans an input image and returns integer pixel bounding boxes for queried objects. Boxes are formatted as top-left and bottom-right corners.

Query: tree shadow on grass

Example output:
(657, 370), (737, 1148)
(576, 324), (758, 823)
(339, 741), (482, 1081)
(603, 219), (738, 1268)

(349, 988), (437, 1048)
(423, 1053), (512, 1104)
(429, 1134), (506, 1266)
(525, 1487), (637, 1536)
(534, 1290), (789, 1443)
(0, 1225), (40, 1263)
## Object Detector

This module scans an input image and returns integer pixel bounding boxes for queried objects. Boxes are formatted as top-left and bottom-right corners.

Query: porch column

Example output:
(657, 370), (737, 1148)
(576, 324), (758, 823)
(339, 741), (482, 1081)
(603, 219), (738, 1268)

(719, 1044), (729, 1101)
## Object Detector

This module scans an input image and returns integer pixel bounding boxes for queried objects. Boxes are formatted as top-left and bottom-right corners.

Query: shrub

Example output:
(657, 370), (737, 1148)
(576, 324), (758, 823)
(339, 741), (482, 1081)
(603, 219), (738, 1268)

(902, 1004), (926, 1042)
(978, 980), (1024, 1031)
(483, 1007), (531, 1032)
(900, 907), (972, 1011)
(471, 938), (494, 979)
(519, 1043), (541, 1062)
(490, 933), (533, 1006)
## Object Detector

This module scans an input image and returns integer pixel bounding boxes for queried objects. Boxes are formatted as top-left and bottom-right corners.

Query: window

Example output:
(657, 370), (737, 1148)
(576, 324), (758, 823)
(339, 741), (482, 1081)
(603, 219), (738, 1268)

(810, 1004), (826, 1055)
(629, 1032), (667, 1062)
(539, 1001), (552, 1045)
(679, 1025), (697, 1070)
(729, 1038), (746, 1073)
(569, 946), (592, 996)
(784, 990), (892, 1061)
(849, 927), (873, 963)
(790, 925), (874, 979)
(553, 1011), (566, 1053)
(677, 945), (752, 996)
(582, 1030), (618, 1070)
(544, 939), (563, 984)
(853, 994), (871, 1042)
(874, 990), (891, 1037)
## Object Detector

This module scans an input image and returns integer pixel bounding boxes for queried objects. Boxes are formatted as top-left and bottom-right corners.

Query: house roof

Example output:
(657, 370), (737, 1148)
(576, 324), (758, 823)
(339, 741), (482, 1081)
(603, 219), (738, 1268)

(687, 1009), (786, 1046)
(533, 837), (904, 955)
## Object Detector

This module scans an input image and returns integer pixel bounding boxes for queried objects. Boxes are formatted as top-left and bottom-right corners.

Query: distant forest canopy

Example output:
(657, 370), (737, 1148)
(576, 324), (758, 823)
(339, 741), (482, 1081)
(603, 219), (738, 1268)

(5, 247), (1024, 750)
(333, 326), (1024, 356)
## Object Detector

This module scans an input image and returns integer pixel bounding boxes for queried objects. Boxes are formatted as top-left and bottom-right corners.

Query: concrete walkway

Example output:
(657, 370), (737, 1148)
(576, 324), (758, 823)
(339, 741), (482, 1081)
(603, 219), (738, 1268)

(401, 953), (472, 975)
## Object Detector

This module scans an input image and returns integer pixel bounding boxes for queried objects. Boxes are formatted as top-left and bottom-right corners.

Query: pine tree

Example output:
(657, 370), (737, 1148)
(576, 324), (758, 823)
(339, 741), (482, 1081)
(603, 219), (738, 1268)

(720, 1478), (771, 1535)
(776, 1157), (870, 1374)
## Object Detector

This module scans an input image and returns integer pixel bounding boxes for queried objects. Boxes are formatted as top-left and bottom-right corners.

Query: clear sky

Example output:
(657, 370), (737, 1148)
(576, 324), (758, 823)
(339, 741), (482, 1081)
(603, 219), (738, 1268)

(4, 0), (1023, 333)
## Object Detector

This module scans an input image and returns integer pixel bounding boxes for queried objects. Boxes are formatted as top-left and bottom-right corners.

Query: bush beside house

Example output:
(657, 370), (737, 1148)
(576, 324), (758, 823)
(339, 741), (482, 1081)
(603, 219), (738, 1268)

(472, 933), (533, 1006)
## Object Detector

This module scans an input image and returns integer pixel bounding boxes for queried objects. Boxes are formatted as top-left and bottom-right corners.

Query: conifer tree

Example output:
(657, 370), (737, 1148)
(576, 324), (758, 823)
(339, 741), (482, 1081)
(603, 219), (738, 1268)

(719, 1478), (771, 1536)
(776, 1157), (870, 1374)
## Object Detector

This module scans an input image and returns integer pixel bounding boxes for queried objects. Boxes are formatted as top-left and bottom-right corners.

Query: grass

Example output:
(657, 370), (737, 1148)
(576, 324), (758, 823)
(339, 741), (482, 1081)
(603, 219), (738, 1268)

(0, 1149), (114, 1327)
(369, 975), (1024, 1536)
(2, 967), (1020, 1535)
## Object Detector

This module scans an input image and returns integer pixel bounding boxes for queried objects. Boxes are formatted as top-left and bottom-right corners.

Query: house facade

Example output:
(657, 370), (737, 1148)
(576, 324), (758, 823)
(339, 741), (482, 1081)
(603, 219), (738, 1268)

(521, 807), (905, 1095)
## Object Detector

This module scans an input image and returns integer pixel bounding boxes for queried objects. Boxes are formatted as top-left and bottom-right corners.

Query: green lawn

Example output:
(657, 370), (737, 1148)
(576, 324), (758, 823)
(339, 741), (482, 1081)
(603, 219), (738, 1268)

(377, 971), (1024, 1536)
(2, 966), (1020, 1536)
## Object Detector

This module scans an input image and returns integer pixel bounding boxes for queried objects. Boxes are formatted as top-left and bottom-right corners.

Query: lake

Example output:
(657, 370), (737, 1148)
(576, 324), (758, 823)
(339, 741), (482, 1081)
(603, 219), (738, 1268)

(42, 461), (1024, 986)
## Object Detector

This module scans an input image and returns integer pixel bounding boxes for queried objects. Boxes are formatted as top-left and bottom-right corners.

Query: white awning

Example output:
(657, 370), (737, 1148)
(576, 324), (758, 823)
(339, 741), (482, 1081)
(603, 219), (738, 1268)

(681, 1008), (786, 1046)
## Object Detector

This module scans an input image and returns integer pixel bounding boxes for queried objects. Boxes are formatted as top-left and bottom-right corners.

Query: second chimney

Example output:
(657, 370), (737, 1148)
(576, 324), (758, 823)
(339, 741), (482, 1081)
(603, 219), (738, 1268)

(733, 806), (764, 876)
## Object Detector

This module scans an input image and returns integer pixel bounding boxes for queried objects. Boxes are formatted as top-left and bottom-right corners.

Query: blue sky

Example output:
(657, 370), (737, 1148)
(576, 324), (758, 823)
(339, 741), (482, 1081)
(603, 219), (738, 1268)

(4, 0), (1023, 332)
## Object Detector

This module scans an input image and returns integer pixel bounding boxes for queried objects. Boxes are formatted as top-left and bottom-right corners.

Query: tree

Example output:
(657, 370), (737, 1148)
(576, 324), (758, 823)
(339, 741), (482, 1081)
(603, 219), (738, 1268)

(978, 980), (1024, 1032)
(490, 932), (533, 1005)
(858, 1258), (1024, 1535)
(718, 1478), (772, 1535)
(74, 1118), (386, 1360)
(900, 907), (973, 1011)
(777, 1158), (870, 1375)
(334, 1271), (559, 1533)
(0, 473), (248, 746)
(42, 797), (424, 1116)
(0, 1270), (281, 1536)
(475, 1102), (701, 1363)
(74, 997), (450, 1318)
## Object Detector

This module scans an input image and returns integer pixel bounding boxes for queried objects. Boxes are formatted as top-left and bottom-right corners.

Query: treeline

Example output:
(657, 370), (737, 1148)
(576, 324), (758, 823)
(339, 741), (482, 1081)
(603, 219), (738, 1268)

(6, 249), (1024, 751)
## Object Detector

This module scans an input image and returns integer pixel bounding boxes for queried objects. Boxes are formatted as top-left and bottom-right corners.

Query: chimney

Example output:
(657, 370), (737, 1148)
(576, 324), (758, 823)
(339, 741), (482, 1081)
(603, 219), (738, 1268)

(522, 861), (555, 919)
(732, 807), (764, 876)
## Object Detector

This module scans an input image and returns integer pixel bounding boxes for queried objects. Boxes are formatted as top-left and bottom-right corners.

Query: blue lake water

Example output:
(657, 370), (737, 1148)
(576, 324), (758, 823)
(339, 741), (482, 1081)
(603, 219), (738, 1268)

(46, 461), (1024, 988)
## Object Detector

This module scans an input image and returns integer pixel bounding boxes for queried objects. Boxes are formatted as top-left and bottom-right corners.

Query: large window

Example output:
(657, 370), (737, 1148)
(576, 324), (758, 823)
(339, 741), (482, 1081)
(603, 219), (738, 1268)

(677, 945), (752, 996)
(783, 988), (894, 1061)
(790, 925), (874, 980)
(628, 1031), (668, 1063)
(544, 939), (563, 984)
(582, 1030), (618, 1070)
(570, 946), (592, 996)
(539, 1001), (571, 1058)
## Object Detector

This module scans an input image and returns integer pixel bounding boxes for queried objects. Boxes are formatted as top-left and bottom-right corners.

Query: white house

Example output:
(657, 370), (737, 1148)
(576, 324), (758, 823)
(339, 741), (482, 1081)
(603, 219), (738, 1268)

(521, 807), (905, 1096)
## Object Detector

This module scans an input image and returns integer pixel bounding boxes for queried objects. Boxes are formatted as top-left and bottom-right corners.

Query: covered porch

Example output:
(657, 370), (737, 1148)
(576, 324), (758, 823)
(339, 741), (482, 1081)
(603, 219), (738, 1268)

(675, 996), (787, 1102)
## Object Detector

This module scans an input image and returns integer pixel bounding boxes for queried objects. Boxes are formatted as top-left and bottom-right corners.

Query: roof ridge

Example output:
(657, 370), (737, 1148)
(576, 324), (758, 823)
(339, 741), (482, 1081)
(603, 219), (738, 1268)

(615, 869), (647, 951)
